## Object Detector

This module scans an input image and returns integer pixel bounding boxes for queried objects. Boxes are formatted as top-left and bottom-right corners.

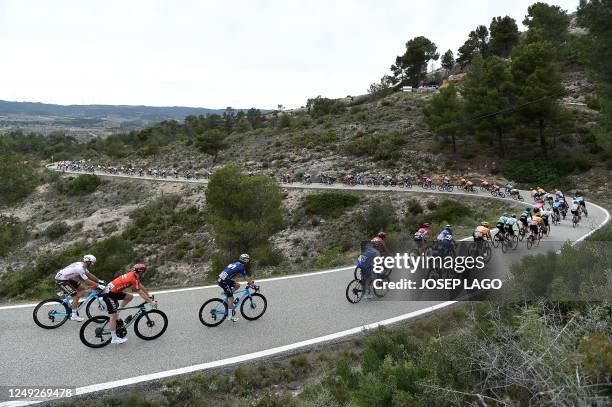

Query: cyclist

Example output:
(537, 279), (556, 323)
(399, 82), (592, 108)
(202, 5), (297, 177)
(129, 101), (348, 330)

(496, 214), (509, 234)
(575, 192), (586, 214)
(570, 200), (581, 223)
(519, 207), (532, 234)
(552, 198), (562, 219)
(532, 212), (545, 241)
(218, 254), (255, 322)
(54, 255), (105, 322)
(505, 215), (518, 237)
(436, 225), (455, 254)
(413, 222), (434, 253)
(360, 240), (383, 299)
(540, 208), (552, 233)
(102, 263), (157, 345)
(370, 231), (389, 256)
(473, 221), (491, 242)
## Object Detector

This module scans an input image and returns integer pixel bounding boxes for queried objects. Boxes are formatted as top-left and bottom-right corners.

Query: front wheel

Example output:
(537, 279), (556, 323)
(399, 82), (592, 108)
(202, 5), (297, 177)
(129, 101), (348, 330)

(79, 316), (111, 348)
(33, 299), (69, 329)
(346, 279), (363, 304)
(134, 310), (168, 340)
(85, 296), (107, 319)
(199, 298), (227, 327)
(354, 267), (362, 280)
(526, 236), (533, 250)
(372, 276), (390, 298)
(240, 293), (267, 321)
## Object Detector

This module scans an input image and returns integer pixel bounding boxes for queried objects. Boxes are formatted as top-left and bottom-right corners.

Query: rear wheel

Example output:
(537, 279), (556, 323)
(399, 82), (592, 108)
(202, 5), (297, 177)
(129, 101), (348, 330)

(240, 293), (267, 321)
(199, 298), (227, 327)
(345, 279), (363, 304)
(79, 316), (111, 348)
(33, 299), (69, 329)
(526, 236), (533, 250)
(134, 310), (168, 340)
(372, 276), (390, 298)
(354, 267), (362, 280)
(492, 233), (501, 248)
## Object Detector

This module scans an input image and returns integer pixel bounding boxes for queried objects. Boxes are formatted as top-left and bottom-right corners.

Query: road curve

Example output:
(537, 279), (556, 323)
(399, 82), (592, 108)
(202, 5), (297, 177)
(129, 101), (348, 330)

(0, 170), (609, 406)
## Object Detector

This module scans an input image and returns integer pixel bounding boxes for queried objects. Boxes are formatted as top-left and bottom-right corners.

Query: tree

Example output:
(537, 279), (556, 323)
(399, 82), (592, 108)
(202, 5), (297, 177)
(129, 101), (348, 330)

(441, 50), (455, 73)
(511, 41), (565, 156)
(523, 2), (570, 44)
(142, 138), (159, 157)
(0, 152), (39, 205)
(489, 16), (520, 58)
(457, 26), (489, 68)
(194, 129), (227, 164)
(390, 36), (439, 87)
(422, 84), (464, 153)
(246, 108), (264, 129)
(578, 0), (612, 128)
(464, 56), (515, 157)
(206, 165), (284, 263)
(368, 75), (394, 94)
(222, 107), (235, 134)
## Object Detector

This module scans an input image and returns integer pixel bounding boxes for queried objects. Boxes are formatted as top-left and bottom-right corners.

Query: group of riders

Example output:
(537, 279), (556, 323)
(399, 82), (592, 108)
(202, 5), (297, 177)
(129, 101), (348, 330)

(355, 188), (588, 299)
(54, 253), (256, 345)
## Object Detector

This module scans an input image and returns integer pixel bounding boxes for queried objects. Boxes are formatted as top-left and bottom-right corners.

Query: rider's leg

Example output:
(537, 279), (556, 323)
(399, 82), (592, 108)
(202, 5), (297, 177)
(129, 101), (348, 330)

(227, 282), (240, 317)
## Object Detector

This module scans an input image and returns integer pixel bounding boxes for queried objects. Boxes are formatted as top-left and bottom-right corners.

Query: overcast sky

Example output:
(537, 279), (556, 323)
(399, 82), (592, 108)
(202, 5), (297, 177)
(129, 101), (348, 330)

(0, 0), (579, 109)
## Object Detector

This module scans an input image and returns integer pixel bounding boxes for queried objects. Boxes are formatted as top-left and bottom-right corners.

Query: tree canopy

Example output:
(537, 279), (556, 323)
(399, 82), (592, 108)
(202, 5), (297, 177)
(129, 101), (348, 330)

(391, 36), (439, 87)
(489, 16), (520, 58)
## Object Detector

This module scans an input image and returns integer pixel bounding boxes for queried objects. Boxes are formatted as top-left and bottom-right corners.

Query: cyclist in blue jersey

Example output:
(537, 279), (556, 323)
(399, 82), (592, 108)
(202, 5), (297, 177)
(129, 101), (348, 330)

(575, 192), (586, 214)
(519, 208), (531, 234)
(361, 241), (383, 299)
(218, 254), (255, 322)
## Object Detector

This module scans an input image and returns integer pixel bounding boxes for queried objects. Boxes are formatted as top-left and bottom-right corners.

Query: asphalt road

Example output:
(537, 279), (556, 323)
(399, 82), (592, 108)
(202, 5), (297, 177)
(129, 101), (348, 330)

(0, 172), (608, 405)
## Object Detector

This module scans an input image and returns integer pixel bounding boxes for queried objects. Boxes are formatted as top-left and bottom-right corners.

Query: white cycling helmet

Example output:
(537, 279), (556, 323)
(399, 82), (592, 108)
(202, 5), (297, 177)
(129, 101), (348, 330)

(239, 253), (250, 264)
(83, 254), (97, 264)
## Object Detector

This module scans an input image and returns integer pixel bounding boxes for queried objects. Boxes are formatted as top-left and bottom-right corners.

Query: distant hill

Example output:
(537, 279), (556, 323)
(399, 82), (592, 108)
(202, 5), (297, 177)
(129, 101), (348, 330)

(0, 100), (244, 121)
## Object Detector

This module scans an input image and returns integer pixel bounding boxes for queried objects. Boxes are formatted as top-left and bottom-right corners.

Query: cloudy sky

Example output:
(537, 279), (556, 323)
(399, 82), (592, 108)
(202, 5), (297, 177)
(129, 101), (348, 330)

(0, 0), (579, 109)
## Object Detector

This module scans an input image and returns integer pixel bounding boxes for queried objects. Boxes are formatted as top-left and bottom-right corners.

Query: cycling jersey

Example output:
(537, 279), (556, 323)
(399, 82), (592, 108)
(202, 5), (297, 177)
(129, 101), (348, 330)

(553, 201), (561, 209)
(437, 230), (453, 241)
(109, 271), (140, 293)
(505, 217), (518, 226)
(55, 262), (88, 281)
(473, 226), (490, 239)
(575, 195), (584, 202)
(540, 210), (552, 219)
(532, 215), (544, 227)
(219, 262), (248, 281)
(414, 227), (433, 241)
(521, 210), (531, 219)
(497, 216), (508, 225)
(570, 203), (579, 212)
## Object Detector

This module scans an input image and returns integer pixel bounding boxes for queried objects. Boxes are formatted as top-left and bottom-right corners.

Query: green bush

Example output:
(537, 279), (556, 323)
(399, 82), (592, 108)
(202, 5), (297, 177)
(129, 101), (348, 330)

(43, 221), (70, 240)
(0, 215), (29, 257)
(67, 174), (102, 195)
(407, 199), (423, 215)
(306, 96), (346, 117)
(346, 134), (407, 162)
(303, 192), (359, 218)
(0, 152), (39, 205)
(503, 161), (566, 190)
(428, 199), (473, 224)
(362, 200), (397, 236)
(293, 131), (338, 148)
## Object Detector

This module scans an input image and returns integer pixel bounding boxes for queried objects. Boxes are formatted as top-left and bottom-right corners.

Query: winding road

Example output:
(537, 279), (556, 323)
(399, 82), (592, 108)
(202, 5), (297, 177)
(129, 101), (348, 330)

(0, 170), (609, 406)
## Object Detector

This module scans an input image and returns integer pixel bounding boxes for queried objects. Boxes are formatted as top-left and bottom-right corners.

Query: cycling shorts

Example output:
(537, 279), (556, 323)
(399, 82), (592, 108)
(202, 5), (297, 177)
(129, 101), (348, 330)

(218, 279), (237, 296)
(56, 279), (81, 296)
(529, 224), (539, 234)
(505, 225), (514, 235)
(102, 292), (127, 315)
(520, 216), (528, 227)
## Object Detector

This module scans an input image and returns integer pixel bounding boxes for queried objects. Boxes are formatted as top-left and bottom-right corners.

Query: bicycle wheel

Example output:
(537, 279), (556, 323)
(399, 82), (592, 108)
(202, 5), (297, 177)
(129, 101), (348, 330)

(240, 293), (267, 321)
(501, 238), (509, 253)
(85, 296), (107, 319)
(354, 267), (362, 280)
(199, 298), (227, 327)
(33, 299), (70, 329)
(345, 279), (363, 304)
(482, 243), (492, 263)
(572, 217), (578, 228)
(526, 236), (533, 250)
(79, 316), (112, 348)
(134, 310), (168, 340)
(492, 233), (501, 248)
(511, 234), (519, 249)
(372, 276), (390, 298)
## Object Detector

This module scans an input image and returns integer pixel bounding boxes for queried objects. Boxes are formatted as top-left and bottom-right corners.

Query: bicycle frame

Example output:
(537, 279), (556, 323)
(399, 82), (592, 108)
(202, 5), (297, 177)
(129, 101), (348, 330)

(55, 290), (101, 317)
(210, 287), (256, 318)
(96, 302), (150, 334)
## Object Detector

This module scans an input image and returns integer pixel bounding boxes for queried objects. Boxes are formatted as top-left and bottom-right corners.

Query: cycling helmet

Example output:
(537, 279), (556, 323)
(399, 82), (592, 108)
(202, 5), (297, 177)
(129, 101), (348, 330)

(83, 254), (97, 264)
(445, 224), (452, 230)
(481, 221), (489, 227)
(132, 263), (147, 273)
(525, 207), (531, 212)
(423, 222), (431, 227)
(377, 231), (387, 239)
(502, 213), (509, 217)
(239, 253), (251, 264)
(371, 240), (383, 249)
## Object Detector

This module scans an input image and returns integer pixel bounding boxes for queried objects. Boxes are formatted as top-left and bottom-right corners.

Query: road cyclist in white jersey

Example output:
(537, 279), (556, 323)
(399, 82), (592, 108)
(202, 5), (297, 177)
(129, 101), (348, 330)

(54, 254), (106, 322)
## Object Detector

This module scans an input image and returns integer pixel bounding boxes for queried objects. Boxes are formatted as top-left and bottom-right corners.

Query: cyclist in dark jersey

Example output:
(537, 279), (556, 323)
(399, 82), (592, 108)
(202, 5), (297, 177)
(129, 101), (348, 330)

(218, 254), (255, 322)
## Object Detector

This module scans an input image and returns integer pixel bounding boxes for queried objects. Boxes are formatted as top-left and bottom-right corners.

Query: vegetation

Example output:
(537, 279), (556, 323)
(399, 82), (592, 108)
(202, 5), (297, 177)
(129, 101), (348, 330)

(306, 96), (346, 118)
(390, 36), (439, 87)
(43, 221), (70, 240)
(206, 165), (284, 270)
(0, 152), (39, 205)
(0, 215), (29, 257)
(303, 192), (359, 218)
(66, 174), (102, 196)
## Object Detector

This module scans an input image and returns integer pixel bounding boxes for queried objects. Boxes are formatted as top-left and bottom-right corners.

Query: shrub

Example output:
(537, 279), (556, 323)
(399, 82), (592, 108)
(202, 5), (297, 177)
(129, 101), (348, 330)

(346, 134), (407, 162)
(407, 199), (423, 215)
(428, 200), (472, 224)
(295, 115), (312, 128)
(43, 221), (70, 240)
(306, 96), (346, 118)
(503, 162), (565, 190)
(0, 215), (29, 257)
(293, 131), (338, 148)
(277, 113), (292, 128)
(362, 200), (397, 236)
(67, 174), (102, 195)
(355, 111), (367, 122)
(303, 192), (359, 218)
(0, 152), (39, 205)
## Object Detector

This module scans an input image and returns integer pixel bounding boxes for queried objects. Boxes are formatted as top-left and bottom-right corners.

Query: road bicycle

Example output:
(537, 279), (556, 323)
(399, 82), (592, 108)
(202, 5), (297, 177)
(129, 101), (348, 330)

(492, 229), (518, 252)
(490, 189), (506, 198)
(33, 289), (107, 329)
(468, 240), (492, 263)
(79, 299), (168, 348)
(438, 183), (454, 192)
(345, 274), (390, 304)
(526, 232), (540, 250)
(199, 285), (267, 327)
(572, 212), (581, 228)
(552, 211), (561, 225)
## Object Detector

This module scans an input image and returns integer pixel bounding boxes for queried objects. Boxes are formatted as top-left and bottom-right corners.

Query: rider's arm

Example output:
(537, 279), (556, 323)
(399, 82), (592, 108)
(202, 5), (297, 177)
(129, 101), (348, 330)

(85, 271), (102, 284)
(136, 286), (156, 306)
